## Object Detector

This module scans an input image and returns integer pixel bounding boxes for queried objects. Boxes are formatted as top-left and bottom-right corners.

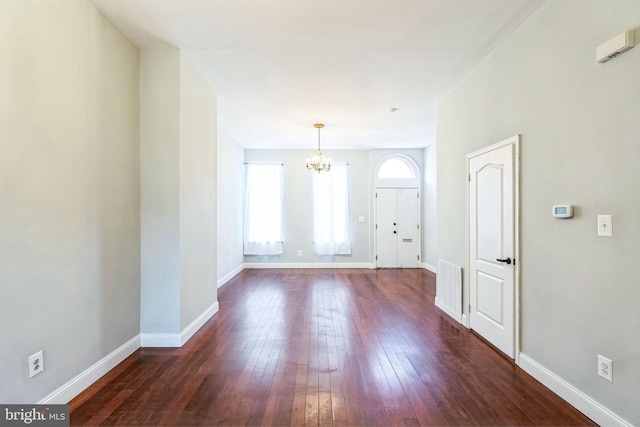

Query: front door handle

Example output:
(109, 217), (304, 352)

(496, 257), (512, 264)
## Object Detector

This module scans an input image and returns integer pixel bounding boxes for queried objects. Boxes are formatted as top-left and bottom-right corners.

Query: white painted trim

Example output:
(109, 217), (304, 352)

(141, 301), (219, 348)
(38, 335), (140, 404)
(513, 138), (521, 363)
(217, 264), (244, 289)
(461, 313), (468, 327)
(518, 353), (632, 427)
(180, 302), (219, 345)
(422, 263), (437, 273)
(466, 135), (519, 158)
(140, 333), (181, 348)
(434, 297), (464, 325)
(243, 262), (372, 269)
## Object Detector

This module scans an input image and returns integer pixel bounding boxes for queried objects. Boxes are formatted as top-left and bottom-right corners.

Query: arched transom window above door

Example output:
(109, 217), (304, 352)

(377, 158), (416, 179)
(375, 155), (420, 188)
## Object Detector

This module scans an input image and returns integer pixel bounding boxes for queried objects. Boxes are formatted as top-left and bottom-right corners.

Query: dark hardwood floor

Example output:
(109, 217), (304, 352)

(70, 269), (595, 426)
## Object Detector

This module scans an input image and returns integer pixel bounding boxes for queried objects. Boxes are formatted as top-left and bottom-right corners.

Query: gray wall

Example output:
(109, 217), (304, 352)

(217, 128), (245, 283)
(437, 0), (640, 423)
(140, 48), (181, 333)
(140, 48), (218, 335)
(244, 150), (370, 265)
(0, 0), (140, 403)
(423, 145), (437, 270)
(178, 53), (218, 330)
(242, 148), (435, 267)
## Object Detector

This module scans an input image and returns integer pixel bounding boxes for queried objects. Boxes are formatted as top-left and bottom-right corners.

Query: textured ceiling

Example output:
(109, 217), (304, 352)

(91, 0), (543, 149)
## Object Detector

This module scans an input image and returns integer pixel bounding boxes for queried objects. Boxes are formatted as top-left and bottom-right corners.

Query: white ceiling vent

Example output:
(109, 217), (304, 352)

(596, 29), (636, 63)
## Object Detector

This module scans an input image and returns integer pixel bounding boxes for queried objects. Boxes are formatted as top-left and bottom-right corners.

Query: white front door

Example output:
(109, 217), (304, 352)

(468, 138), (518, 358)
(376, 188), (420, 268)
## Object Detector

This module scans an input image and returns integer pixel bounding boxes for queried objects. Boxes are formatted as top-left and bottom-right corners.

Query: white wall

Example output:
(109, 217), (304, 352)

(140, 49), (218, 337)
(437, 1), (640, 424)
(217, 128), (245, 284)
(0, 0), (140, 403)
(244, 150), (370, 265)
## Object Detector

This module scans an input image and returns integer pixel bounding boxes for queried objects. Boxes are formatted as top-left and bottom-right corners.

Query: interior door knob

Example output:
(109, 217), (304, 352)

(393, 231), (397, 234)
(496, 257), (512, 264)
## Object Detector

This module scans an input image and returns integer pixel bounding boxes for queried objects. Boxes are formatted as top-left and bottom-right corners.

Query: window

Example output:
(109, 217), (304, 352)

(377, 158), (416, 179)
(244, 164), (283, 255)
(313, 165), (351, 255)
(375, 155), (420, 189)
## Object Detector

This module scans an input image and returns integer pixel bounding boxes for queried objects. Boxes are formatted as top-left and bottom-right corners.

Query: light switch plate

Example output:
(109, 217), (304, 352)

(597, 215), (612, 237)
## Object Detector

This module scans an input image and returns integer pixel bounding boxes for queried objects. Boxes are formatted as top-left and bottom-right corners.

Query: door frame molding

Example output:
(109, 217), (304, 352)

(373, 154), (421, 268)
(465, 135), (520, 362)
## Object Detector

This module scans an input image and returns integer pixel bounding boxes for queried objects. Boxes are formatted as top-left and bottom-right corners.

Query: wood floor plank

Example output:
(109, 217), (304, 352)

(70, 268), (596, 426)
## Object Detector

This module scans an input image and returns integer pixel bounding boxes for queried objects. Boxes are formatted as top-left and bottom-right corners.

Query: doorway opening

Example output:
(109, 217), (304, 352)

(374, 155), (421, 268)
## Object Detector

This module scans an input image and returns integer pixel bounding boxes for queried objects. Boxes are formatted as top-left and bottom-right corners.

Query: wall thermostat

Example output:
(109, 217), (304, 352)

(552, 205), (574, 218)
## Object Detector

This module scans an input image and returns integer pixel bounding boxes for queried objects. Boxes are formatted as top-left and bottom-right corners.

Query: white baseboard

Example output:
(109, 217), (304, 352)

(141, 301), (219, 348)
(140, 333), (181, 347)
(217, 264), (244, 289)
(434, 297), (464, 325)
(180, 301), (219, 345)
(422, 263), (437, 273)
(243, 262), (372, 269)
(140, 301), (219, 348)
(518, 353), (632, 427)
(39, 334), (140, 404)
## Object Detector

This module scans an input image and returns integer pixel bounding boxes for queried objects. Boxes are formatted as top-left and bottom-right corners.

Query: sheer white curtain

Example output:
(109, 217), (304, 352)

(244, 164), (283, 255)
(313, 165), (351, 255)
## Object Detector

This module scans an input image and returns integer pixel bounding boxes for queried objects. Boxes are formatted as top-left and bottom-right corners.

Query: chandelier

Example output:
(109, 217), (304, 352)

(305, 123), (331, 172)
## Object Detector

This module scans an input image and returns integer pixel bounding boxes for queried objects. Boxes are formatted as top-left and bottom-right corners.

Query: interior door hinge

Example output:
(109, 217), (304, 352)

(417, 192), (419, 198)
(375, 224), (377, 229)
(417, 224), (419, 229)
(468, 173), (471, 182)
(417, 255), (420, 261)
(375, 255), (378, 260)
(375, 192), (377, 198)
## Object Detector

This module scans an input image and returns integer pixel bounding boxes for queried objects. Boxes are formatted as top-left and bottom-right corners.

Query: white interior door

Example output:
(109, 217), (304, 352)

(469, 139), (517, 358)
(376, 188), (420, 268)
(376, 189), (397, 268)
(397, 189), (419, 267)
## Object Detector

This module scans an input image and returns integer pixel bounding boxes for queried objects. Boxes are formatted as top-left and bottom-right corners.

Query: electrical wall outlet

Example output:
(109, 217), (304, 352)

(598, 354), (613, 382)
(28, 351), (44, 378)
(297, 250), (302, 257)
